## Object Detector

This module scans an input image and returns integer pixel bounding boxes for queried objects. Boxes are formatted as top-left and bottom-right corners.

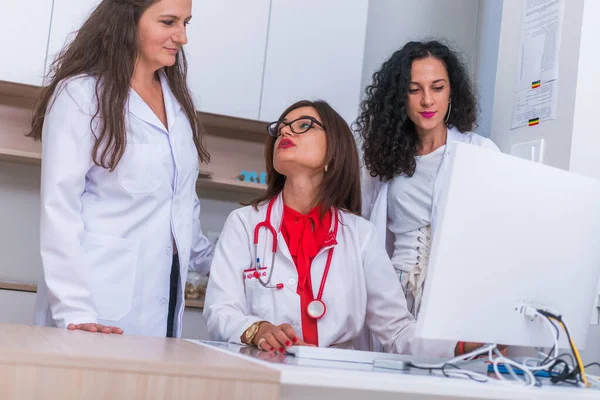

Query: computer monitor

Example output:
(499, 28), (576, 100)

(416, 142), (600, 349)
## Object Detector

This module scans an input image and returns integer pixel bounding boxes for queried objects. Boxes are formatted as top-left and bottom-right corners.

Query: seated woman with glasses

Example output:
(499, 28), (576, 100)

(203, 99), (477, 356)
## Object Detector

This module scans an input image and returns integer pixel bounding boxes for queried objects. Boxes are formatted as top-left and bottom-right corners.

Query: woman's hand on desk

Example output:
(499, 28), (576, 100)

(253, 322), (314, 353)
(456, 341), (508, 356)
(67, 323), (124, 334)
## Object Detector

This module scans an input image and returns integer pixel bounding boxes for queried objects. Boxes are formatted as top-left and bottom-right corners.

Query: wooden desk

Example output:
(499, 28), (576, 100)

(0, 324), (279, 400)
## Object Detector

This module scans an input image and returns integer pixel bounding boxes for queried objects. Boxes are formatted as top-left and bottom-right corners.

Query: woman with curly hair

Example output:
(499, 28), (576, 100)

(357, 40), (499, 318)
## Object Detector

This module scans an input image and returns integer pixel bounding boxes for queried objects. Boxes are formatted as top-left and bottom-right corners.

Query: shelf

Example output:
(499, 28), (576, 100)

(0, 80), (40, 101)
(200, 112), (268, 144)
(0, 280), (205, 310)
(184, 299), (204, 309)
(0, 145), (266, 197)
(0, 80), (267, 197)
(0, 281), (37, 293)
(0, 148), (41, 165)
(197, 176), (266, 196)
(0, 80), (269, 144)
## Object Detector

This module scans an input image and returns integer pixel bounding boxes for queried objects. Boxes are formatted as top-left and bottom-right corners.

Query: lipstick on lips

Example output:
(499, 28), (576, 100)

(419, 111), (436, 119)
(278, 138), (295, 149)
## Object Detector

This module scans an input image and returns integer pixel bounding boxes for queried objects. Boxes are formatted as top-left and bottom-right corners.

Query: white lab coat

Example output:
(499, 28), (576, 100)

(203, 194), (455, 357)
(359, 126), (499, 351)
(33, 72), (213, 337)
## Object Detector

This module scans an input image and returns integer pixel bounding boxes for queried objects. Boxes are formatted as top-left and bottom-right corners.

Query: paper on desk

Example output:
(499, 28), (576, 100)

(515, 0), (564, 91)
(511, 79), (557, 129)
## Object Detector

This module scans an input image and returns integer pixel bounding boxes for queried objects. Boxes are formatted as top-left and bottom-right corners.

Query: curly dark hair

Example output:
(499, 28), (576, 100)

(356, 40), (477, 181)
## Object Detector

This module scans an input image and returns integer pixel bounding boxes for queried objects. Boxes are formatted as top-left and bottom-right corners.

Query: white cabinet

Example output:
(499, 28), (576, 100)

(259, 0), (369, 124)
(0, 0), (53, 85)
(182, 307), (210, 340)
(0, 290), (35, 325)
(46, 0), (101, 69)
(186, 0), (270, 120)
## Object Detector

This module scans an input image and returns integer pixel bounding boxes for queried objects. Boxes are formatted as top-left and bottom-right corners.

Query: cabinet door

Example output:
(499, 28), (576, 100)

(0, 0), (53, 85)
(0, 290), (36, 325)
(259, 0), (369, 124)
(186, 0), (270, 120)
(46, 0), (101, 70)
(182, 307), (210, 340)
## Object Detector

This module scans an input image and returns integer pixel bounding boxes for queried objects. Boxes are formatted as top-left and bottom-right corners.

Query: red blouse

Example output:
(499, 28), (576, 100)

(280, 205), (332, 346)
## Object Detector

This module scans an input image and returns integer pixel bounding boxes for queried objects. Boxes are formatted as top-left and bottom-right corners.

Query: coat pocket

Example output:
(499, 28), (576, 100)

(243, 268), (269, 318)
(82, 231), (140, 321)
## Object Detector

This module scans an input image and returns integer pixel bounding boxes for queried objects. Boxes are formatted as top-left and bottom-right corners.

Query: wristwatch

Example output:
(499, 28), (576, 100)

(243, 321), (267, 345)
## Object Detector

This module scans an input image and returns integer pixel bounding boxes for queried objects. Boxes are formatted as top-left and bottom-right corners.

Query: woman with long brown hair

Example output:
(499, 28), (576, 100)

(203, 99), (462, 357)
(31, 0), (213, 338)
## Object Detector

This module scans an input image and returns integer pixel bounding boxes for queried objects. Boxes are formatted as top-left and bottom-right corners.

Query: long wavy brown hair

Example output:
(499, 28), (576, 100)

(249, 100), (361, 216)
(28, 0), (209, 170)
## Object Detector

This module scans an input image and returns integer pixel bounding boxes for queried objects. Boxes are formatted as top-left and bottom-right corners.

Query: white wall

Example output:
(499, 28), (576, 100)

(489, 0), (585, 170)
(473, 0), (503, 138)
(568, 0), (600, 180)
(360, 0), (480, 103)
(486, 0), (600, 360)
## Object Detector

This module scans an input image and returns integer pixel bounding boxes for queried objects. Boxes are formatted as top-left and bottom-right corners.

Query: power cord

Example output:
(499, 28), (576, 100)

(536, 309), (590, 387)
(408, 307), (599, 389)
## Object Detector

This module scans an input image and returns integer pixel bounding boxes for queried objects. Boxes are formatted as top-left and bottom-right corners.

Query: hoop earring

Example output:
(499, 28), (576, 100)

(445, 102), (452, 124)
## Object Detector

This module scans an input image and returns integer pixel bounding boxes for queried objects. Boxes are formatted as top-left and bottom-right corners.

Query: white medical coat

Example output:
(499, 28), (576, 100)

(33, 72), (213, 337)
(203, 194), (455, 357)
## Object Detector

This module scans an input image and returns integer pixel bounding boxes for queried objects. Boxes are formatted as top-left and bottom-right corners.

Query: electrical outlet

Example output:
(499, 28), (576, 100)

(510, 139), (545, 163)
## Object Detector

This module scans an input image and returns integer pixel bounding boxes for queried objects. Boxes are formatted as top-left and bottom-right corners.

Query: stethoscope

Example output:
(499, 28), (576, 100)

(252, 196), (339, 319)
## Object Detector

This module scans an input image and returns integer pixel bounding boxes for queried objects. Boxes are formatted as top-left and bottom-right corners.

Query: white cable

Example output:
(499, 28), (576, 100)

(492, 354), (536, 387)
(409, 343), (497, 369)
(588, 375), (600, 388)
(411, 310), (577, 387)
(486, 310), (561, 387)
(493, 348), (522, 383)
(524, 311), (559, 371)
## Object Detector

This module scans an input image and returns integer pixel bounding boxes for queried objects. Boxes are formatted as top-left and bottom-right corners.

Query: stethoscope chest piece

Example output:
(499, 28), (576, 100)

(307, 299), (326, 319)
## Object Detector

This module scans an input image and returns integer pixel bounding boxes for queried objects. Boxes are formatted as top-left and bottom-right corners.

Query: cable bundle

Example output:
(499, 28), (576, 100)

(408, 307), (600, 389)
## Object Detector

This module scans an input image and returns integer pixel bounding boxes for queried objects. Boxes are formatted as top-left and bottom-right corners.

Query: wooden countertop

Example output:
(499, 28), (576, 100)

(0, 324), (277, 381)
(0, 324), (279, 400)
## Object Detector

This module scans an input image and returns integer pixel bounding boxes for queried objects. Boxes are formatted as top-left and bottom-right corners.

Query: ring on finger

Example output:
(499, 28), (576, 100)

(257, 337), (267, 349)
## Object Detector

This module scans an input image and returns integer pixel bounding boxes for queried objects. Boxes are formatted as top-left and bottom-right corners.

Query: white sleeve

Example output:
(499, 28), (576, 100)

(188, 192), (213, 275)
(482, 138), (501, 152)
(362, 224), (455, 357)
(202, 211), (263, 343)
(40, 82), (98, 327)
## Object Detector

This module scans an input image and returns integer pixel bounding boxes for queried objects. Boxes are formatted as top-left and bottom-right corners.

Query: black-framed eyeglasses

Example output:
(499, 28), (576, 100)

(266, 117), (326, 137)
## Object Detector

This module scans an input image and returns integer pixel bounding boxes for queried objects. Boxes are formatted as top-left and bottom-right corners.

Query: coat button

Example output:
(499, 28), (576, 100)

(288, 278), (297, 286)
(165, 246), (172, 255)
(159, 298), (168, 307)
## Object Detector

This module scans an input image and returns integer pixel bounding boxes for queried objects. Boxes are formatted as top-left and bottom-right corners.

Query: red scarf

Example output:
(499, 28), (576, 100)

(280, 205), (332, 346)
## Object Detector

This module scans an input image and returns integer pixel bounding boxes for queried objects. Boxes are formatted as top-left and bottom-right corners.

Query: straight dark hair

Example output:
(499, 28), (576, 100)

(249, 100), (361, 216)
(27, 0), (209, 170)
